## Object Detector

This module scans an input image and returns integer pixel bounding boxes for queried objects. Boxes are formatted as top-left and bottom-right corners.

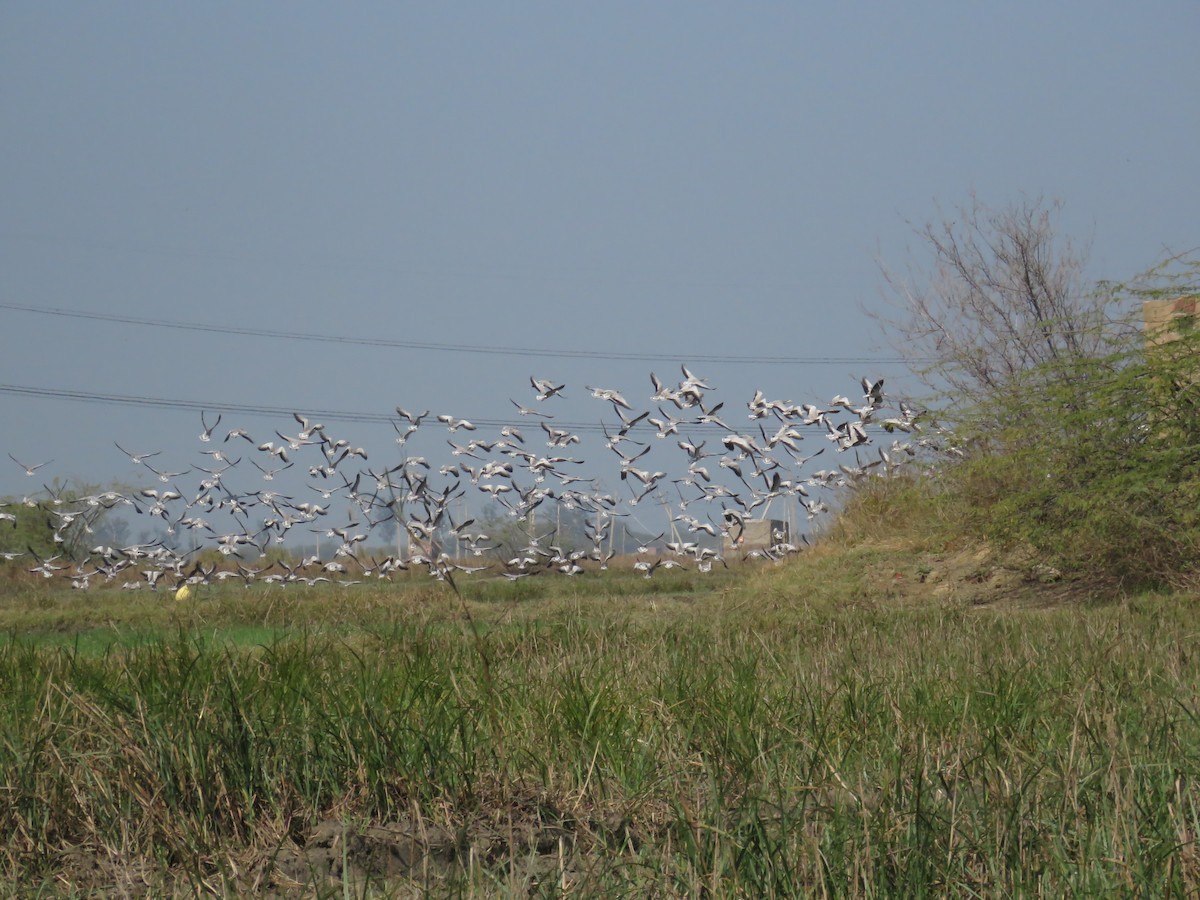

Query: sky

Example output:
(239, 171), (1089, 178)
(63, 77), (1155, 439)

(1, 2), (1197, 507)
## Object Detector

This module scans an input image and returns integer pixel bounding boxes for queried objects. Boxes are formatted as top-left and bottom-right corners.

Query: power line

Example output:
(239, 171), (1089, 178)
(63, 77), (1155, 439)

(0, 382), (895, 436)
(0, 228), (897, 302)
(0, 382), (607, 433)
(1, 301), (922, 366)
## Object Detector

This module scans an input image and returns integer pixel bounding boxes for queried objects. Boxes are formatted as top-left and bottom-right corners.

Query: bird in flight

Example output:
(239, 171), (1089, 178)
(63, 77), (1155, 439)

(114, 442), (162, 465)
(199, 411), (222, 442)
(8, 454), (52, 476)
(530, 377), (566, 401)
(511, 398), (553, 418)
(585, 385), (633, 411)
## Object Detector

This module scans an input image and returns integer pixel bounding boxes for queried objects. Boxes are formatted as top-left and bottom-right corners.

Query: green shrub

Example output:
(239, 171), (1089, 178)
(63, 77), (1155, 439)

(831, 316), (1200, 590)
(902, 327), (1200, 587)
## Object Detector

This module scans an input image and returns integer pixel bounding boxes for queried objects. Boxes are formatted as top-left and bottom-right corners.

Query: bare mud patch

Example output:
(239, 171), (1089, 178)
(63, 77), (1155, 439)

(51, 801), (651, 896)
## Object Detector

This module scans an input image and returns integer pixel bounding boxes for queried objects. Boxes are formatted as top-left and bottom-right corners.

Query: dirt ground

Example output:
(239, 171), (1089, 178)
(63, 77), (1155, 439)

(52, 797), (652, 896)
(882, 542), (1103, 607)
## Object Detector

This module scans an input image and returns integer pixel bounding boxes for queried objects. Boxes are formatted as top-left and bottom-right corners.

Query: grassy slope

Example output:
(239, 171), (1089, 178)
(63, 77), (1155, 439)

(2, 550), (1199, 896)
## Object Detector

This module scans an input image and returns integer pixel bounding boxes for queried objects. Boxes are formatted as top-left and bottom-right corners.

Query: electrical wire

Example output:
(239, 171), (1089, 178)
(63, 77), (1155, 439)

(0, 382), (892, 435)
(0, 383), (609, 433)
(1, 301), (922, 365)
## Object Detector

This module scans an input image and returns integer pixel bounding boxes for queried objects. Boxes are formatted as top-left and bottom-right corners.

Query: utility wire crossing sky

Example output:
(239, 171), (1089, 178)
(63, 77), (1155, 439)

(1, 3), (1196, 498)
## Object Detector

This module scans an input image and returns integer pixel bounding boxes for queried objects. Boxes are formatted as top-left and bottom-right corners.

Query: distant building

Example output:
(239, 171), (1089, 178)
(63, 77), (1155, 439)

(722, 518), (788, 556)
(1144, 295), (1198, 346)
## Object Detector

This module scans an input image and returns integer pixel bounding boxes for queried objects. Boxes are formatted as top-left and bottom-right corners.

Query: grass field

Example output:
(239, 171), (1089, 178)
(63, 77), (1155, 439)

(2, 551), (1199, 896)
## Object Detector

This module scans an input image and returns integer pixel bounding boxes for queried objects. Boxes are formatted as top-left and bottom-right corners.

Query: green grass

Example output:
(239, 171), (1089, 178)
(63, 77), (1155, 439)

(2, 564), (1199, 896)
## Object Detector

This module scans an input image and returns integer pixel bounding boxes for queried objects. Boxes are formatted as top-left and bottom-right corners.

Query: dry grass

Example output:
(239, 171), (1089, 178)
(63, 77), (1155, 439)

(2, 552), (1199, 896)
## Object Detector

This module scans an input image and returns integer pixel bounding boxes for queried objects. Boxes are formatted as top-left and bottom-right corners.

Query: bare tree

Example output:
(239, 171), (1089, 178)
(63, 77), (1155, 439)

(874, 194), (1116, 405)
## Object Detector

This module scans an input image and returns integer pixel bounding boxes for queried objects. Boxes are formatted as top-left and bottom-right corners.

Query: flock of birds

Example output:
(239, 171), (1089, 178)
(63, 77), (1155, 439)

(2, 368), (944, 593)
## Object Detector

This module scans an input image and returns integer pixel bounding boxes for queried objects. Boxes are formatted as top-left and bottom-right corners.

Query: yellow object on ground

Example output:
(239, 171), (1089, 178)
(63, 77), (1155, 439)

(175, 585), (191, 601)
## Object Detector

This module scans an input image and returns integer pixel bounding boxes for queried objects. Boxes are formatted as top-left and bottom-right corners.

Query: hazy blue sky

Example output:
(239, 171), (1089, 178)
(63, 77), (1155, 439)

(2, 2), (1197, 499)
